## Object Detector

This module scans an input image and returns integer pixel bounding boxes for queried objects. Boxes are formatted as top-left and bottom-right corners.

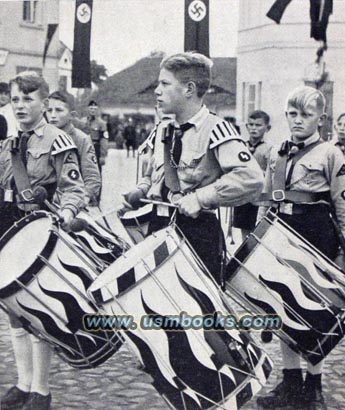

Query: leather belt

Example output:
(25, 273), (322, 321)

(258, 190), (330, 205)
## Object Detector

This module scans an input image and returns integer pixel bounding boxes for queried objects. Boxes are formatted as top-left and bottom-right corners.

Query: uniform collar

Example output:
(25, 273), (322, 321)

(291, 132), (320, 149)
(175, 105), (209, 133)
(18, 117), (47, 138)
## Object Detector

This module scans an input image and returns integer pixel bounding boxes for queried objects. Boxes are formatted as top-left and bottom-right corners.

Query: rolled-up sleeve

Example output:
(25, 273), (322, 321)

(196, 140), (264, 209)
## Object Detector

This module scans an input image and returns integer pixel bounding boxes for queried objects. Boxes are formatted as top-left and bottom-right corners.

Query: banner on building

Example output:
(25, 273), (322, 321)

(310, 0), (333, 43)
(72, 0), (93, 88)
(184, 0), (209, 57)
(267, 0), (333, 44)
(43, 0), (59, 66)
(43, 24), (58, 66)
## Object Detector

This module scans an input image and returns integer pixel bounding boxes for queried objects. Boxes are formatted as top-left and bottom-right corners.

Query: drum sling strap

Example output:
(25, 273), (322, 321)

(10, 133), (38, 212)
(259, 139), (326, 206)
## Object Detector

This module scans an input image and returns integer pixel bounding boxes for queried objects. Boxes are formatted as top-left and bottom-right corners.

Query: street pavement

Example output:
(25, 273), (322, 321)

(0, 149), (344, 410)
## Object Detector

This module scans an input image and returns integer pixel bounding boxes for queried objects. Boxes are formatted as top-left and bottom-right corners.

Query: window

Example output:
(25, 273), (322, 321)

(242, 82), (262, 121)
(23, 1), (38, 23)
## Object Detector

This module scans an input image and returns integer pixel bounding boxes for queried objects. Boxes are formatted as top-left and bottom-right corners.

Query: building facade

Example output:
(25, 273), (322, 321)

(0, 0), (59, 90)
(237, 0), (345, 143)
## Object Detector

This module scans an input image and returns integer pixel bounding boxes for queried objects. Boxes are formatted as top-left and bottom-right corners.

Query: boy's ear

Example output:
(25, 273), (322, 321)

(318, 112), (327, 127)
(70, 110), (78, 119)
(42, 98), (49, 111)
(185, 81), (197, 98)
(266, 124), (271, 132)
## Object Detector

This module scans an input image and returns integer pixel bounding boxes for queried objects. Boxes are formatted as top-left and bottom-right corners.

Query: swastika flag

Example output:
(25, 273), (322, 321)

(72, 0), (93, 88)
(184, 0), (209, 57)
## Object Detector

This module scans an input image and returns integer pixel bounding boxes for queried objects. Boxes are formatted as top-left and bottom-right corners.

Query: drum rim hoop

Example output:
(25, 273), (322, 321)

(0, 211), (58, 298)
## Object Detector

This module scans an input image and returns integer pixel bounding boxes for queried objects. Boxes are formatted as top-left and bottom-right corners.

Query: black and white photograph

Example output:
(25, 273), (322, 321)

(0, 0), (345, 409)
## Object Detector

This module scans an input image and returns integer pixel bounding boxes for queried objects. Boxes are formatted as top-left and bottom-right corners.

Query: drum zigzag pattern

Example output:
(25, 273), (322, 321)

(124, 330), (203, 410)
(58, 258), (93, 291)
(140, 293), (237, 409)
(175, 267), (260, 376)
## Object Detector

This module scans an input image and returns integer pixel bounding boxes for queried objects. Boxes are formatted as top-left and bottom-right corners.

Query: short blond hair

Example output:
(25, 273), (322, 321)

(160, 52), (213, 98)
(285, 86), (326, 113)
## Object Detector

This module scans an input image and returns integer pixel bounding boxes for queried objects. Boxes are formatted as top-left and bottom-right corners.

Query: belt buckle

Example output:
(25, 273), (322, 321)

(21, 189), (34, 202)
(272, 190), (285, 202)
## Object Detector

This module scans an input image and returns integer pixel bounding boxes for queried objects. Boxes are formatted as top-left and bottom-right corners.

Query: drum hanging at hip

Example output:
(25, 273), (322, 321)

(226, 211), (345, 365)
(89, 226), (273, 410)
(0, 211), (122, 369)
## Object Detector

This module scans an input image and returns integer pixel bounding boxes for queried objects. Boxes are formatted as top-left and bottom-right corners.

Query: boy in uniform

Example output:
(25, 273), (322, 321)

(47, 91), (101, 206)
(0, 72), (85, 410)
(332, 112), (345, 155)
(119, 52), (264, 283)
(81, 100), (108, 170)
(233, 110), (272, 240)
(256, 86), (345, 410)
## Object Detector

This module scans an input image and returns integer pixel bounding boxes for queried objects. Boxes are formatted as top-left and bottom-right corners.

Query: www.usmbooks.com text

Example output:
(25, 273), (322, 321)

(83, 311), (282, 331)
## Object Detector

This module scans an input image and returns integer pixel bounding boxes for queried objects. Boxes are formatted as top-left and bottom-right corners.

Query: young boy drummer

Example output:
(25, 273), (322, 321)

(0, 72), (85, 410)
(119, 52), (264, 284)
(256, 86), (345, 410)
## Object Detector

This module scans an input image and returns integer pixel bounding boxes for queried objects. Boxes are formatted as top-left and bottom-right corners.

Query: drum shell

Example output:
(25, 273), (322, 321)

(89, 227), (273, 409)
(226, 214), (345, 365)
(0, 211), (122, 369)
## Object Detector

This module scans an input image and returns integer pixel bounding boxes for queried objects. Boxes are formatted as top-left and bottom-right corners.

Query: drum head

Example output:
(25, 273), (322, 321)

(0, 212), (55, 291)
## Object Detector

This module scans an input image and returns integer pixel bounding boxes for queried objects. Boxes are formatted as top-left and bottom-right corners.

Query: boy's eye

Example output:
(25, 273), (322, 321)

(11, 97), (19, 103)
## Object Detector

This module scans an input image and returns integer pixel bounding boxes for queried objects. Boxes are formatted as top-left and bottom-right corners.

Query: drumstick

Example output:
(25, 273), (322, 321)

(140, 198), (214, 213)
(140, 198), (176, 208)
(227, 207), (235, 245)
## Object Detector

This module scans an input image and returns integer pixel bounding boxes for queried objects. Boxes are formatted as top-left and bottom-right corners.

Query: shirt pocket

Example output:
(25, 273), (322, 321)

(179, 151), (205, 184)
(298, 161), (324, 185)
(26, 147), (51, 179)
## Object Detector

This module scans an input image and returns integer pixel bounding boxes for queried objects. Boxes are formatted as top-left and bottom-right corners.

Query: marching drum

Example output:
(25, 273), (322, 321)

(89, 226), (273, 410)
(0, 211), (122, 369)
(70, 210), (130, 268)
(226, 211), (345, 365)
(119, 203), (153, 244)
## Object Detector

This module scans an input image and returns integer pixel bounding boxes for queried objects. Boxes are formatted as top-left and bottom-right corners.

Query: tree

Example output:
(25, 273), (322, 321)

(90, 60), (108, 85)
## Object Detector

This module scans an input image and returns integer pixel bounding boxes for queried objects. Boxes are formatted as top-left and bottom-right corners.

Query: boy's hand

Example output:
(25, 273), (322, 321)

(58, 208), (75, 231)
(175, 193), (201, 218)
